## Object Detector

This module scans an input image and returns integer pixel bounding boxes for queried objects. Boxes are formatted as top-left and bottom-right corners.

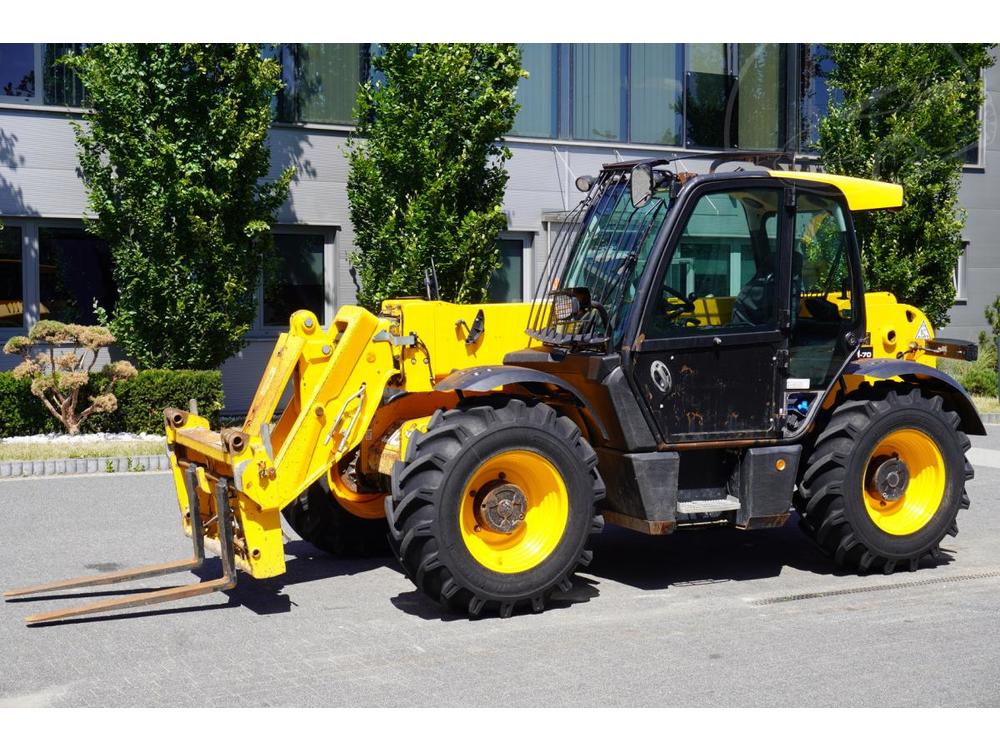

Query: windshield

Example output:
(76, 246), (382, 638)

(526, 168), (672, 348)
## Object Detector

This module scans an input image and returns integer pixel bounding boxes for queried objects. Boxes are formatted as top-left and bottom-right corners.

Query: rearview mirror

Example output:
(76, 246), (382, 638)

(630, 163), (653, 208)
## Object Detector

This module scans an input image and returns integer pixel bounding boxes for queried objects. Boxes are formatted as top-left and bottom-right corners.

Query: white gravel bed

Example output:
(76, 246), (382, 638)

(1, 432), (166, 444)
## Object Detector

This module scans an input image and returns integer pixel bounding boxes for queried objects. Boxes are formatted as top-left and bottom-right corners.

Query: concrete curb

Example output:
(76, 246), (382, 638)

(0, 454), (170, 479)
(0, 417), (996, 478)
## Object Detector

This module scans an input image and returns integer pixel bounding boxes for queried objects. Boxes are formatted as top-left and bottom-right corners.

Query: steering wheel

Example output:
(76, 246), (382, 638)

(661, 285), (697, 319)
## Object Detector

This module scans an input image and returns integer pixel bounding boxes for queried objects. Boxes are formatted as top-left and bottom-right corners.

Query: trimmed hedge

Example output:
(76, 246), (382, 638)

(939, 337), (998, 398)
(0, 374), (57, 437)
(0, 369), (223, 437)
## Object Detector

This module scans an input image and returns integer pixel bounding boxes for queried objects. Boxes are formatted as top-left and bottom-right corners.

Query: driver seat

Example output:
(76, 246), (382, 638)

(730, 265), (776, 327)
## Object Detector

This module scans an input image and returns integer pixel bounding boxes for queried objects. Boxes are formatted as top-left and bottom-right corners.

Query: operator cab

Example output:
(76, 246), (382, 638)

(523, 155), (872, 447)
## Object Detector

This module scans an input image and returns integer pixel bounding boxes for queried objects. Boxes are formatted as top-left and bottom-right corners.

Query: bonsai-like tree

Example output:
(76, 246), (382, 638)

(3, 321), (137, 434)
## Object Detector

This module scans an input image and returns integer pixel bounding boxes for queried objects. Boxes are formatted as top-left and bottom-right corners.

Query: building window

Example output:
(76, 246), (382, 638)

(685, 44), (736, 149)
(629, 44), (683, 146)
(0, 44), (36, 102)
(510, 43), (788, 152)
(277, 44), (370, 125)
(511, 44), (557, 139)
(954, 240), (968, 302)
(571, 44), (625, 142)
(962, 75), (987, 167)
(799, 44), (840, 152)
(737, 44), (784, 150)
(38, 227), (114, 325)
(487, 238), (525, 303)
(682, 43), (786, 150)
(263, 233), (327, 327)
(0, 43), (88, 107)
(42, 44), (88, 107)
(0, 225), (24, 328)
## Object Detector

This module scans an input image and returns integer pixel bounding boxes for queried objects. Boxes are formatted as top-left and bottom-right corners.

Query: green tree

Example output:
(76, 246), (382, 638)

(64, 44), (292, 369)
(347, 44), (524, 311)
(816, 43), (994, 328)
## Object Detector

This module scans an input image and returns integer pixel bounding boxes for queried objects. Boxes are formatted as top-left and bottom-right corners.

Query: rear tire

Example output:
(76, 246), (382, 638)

(387, 398), (605, 618)
(282, 477), (389, 557)
(796, 383), (973, 573)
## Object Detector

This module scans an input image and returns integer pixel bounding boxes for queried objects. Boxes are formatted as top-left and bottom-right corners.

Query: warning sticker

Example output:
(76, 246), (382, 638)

(916, 321), (930, 340)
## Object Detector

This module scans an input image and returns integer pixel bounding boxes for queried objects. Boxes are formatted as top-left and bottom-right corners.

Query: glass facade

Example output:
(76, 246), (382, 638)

(511, 43), (791, 150)
(277, 44), (371, 125)
(737, 44), (784, 150)
(0, 226), (24, 328)
(0, 44), (35, 100)
(38, 227), (115, 325)
(0, 42), (815, 153)
(263, 233), (326, 326)
(799, 44), (839, 151)
(572, 44), (624, 142)
(629, 44), (684, 146)
(43, 44), (87, 107)
(487, 238), (524, 302)
(512, 44), (557, 138)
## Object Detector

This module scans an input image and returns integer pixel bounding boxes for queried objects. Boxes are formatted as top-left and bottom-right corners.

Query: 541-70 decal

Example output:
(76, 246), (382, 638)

(857, 331), (874, 359)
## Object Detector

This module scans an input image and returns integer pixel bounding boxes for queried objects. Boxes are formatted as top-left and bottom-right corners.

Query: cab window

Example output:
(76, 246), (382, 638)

(642, 188), (782, 338)
(788, 192), (858, 389)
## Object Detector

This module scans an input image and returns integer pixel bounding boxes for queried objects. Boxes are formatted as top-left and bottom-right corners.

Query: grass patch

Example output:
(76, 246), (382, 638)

(972, 394), (1000, 415)
(0, 440), (165, 462)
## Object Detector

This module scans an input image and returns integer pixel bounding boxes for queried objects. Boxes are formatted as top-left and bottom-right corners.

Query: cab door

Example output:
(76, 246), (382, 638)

(630, 183), (790, 443)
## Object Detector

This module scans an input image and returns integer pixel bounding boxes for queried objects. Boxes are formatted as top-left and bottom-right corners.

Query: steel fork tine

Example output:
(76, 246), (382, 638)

(16, 477), (238, 625)
(4, 466), (208, 601)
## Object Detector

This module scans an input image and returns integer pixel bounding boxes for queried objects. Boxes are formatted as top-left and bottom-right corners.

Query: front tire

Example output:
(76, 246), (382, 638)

(796, 383), (973, 573)
(387, 398), (605, 618)
(282, 476), (389, 557)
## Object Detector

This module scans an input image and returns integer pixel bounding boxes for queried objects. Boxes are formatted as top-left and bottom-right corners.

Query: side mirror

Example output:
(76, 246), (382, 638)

(630, 163), (653, 208)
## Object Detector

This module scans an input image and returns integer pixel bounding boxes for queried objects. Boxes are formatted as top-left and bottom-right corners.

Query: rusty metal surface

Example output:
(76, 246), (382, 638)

(736, 513), (791, 530)
(22, 578), (237, 626)
(5, 471), (237, 626)
(602, 510), (676, 535)
(3, 558), (203, 599)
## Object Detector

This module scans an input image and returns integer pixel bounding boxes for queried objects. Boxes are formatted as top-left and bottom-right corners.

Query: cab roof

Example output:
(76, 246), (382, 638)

(767, 170), (904, 211)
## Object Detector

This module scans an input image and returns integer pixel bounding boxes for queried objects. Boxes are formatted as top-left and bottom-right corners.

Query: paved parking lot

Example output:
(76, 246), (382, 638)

(2, 427), (1000, 707)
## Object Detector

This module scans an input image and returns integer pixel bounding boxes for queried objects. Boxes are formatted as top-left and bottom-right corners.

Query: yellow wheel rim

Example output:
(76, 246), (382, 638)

(459, 450), (569, 574)
(328, 463), (386, 520)
(862, 428), (946, 536)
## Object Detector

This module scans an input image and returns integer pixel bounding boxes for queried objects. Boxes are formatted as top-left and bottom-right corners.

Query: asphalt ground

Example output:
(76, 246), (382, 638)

(2, 428), (999, 708)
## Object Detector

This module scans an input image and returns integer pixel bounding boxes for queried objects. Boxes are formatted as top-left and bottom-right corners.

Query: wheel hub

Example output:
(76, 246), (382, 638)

(474, 481), (527, 534)
(868, 456), (910, 501)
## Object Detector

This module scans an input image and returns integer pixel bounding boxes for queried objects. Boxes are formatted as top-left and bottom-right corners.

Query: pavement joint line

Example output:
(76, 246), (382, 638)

(747, 568), (1000, 606)
(0, 469), (171, 482)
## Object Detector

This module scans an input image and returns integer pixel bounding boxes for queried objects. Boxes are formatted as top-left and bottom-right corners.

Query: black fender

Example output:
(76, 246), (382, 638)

(843, 359), (986, 436)
(433, 365), (609, 440)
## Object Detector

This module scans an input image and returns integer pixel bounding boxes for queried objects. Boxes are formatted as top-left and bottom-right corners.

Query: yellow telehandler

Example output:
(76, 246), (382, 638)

(6, 154), (984, 622)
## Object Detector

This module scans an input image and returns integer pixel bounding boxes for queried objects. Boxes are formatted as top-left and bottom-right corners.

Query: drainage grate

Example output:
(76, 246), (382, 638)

(749, 569), (1000, 606)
